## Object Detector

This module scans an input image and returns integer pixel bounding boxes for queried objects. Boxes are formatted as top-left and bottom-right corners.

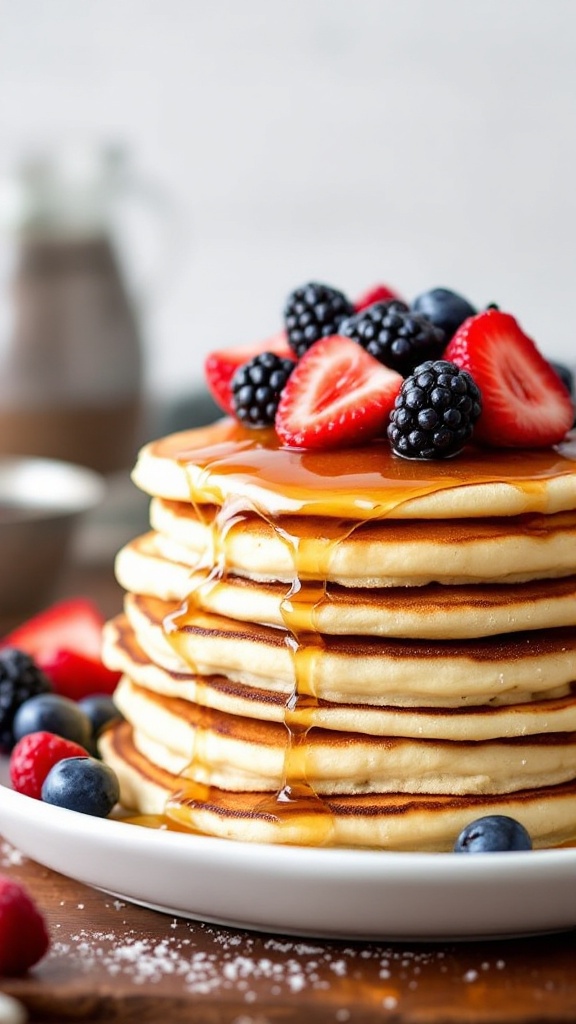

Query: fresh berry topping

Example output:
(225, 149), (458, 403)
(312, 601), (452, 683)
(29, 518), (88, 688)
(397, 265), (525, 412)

(1, 598), (121, 700)
(78, 695), (121, 739)
(454, 814), (532, 853)
(205, 331), (293, 416)
(284, 282), (354, 358)
(411, 287), (476, 341)
(0, 875), (50, 975)
(275, 336), (403, 449)
(0, 649), (51, 754)
(550, 360), (574, 397)
(13, 693), (92, 747)
(387, 359), (482, 460)
(9, 730), (89, 799)
(41, 756), (120, 817)
(231, 352), (295, 428)
(444, 309), (574, 447)
(354, 283), (402, 311)
(339, 301), (445, 376)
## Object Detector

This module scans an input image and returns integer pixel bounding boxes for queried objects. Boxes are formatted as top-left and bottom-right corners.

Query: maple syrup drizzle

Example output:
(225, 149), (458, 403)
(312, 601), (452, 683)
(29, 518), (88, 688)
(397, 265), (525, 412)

(153, 424), (576, 845)
(167, 423), (576, 519)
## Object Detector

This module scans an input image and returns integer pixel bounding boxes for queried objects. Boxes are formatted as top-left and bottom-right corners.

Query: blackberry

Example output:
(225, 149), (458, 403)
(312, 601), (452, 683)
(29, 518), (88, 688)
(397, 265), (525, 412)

(231, 351), (295, 428)
(284, 282), (354, 358)
(339, 301), (445, 376)
(387, 360), (482, 460)
(0, 648), (52, 753)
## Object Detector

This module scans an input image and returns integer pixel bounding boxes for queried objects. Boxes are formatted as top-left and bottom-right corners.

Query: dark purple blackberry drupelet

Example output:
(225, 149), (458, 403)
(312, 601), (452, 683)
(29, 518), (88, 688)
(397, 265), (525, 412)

(388, 359), (482, 460)
(340, 301), (445, 376)
(284, 282), (354, 358)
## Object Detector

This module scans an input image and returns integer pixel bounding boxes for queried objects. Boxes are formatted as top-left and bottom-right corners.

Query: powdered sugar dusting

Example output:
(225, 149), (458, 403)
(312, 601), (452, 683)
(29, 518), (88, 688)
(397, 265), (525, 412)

(44, 919), (461, 1008)
(0, 841), (26, 868)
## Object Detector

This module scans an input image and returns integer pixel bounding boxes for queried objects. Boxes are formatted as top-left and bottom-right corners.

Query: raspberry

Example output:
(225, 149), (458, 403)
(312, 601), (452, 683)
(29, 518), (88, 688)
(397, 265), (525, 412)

(0, 649), (52, 753)
(284, 282), (354, 358)
(0, 875), (50, 975)
(9, 731), (89, 799)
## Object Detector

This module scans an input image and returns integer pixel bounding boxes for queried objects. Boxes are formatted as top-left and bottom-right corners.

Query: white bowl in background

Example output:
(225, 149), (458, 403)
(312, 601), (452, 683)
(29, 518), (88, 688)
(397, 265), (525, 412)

(0, 456), (105, 616)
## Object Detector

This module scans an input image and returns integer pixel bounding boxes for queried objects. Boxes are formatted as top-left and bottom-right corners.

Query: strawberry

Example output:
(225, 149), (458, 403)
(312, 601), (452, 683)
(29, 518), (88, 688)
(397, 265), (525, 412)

(444, 309), (574, 448)
(275, 335), (403, 449)
(10, 731), (89, 799)
(205, 331), (294, 416)
(354, 283), (403, 311)
(0, 874), (50, 975)
(2, 598), (120, 700)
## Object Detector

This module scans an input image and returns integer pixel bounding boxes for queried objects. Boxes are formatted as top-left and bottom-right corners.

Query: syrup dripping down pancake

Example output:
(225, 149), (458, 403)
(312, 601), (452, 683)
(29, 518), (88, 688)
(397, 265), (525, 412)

(116, 536), (576, 640)
(118, 593), (576, 708)
(112, 676), (576, 796)
(102, 614), (576, 739)
(100, 720), (576, 851)
(150, 497), (576, 586)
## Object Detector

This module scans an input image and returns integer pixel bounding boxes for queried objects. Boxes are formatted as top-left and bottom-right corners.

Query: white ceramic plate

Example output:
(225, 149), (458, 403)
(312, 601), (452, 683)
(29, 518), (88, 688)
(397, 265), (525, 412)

(2, 765), (576, 941)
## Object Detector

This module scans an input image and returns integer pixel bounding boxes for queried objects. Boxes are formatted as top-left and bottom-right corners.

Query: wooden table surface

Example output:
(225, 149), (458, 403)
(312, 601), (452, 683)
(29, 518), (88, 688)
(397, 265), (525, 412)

(2, 561), (576, 1023)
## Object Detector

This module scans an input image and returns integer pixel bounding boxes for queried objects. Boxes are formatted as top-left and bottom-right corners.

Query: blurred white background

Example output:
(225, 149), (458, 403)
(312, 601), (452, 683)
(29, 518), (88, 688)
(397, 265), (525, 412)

(1, 0), (575, 405)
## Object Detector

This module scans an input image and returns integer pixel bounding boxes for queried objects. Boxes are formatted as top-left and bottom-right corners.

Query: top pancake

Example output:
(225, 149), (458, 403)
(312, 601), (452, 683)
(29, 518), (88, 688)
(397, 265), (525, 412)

(132, 420), (576, 520)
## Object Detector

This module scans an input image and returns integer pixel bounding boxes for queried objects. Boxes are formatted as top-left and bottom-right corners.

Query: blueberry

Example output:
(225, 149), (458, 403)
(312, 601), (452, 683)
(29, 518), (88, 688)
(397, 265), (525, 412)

(78, 695), (122, 738)
(412, 287), (476, 341)
(454, 814), (533, 853)
(13, 693), (91, 748)
(550, 361), (574, 397)
(41, 756), (120, 817)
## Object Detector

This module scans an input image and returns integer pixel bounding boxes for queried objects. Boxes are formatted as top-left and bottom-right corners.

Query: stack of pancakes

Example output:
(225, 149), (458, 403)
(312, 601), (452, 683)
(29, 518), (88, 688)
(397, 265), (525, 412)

(100, 419), (576, 850)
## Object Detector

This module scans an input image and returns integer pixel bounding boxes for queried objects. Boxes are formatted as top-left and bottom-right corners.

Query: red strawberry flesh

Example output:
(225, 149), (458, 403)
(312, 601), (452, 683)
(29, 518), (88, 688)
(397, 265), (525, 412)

(1, 598), (120, 699)
(354, 283), (402, 311)
(275, 335), (402, 449)
(445, 310), (574, 448)
(205, 331), (294, 416)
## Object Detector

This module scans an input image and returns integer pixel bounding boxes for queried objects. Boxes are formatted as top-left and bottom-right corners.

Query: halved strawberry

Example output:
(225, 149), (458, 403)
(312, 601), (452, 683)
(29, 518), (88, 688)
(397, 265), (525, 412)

(1, 598), (120, 699)
(205, 331), (294, 416)
(444, 309), (574, 447)
(275, 336), (403, 449)
(354, 283), (403, 311)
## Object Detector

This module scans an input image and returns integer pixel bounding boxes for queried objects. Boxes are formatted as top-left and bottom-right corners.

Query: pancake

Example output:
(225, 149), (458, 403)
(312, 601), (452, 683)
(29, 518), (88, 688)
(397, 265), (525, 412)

(132, 420), (576, 519)
(151, 497), (576, 586)
(103, 614), (576, 740)
(119, 593), (576, 707)
(100, 720), (576, 851)
(116, 536), (576, 640)
(101, 418), (576, 850)
(114, 676), (576, 796)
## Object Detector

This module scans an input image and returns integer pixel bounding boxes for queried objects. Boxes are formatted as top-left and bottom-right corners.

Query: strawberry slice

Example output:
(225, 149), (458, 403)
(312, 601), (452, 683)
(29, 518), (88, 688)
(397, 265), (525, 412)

(205, 331), (294, 416)
(444, 309), (574, 447)
(275, 335), (403, 449)
(354, 283), (403, 311)
(1, 598), (120, 699)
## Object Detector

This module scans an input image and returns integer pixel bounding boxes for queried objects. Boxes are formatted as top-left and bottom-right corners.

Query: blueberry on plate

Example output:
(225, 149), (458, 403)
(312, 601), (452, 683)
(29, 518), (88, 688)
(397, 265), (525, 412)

(41, 756), (120, 817)
(78, 695), (122, 738)
(412, 287), (476, 341)
(454, 814), (533, 853)
(12, 693), (91, 748)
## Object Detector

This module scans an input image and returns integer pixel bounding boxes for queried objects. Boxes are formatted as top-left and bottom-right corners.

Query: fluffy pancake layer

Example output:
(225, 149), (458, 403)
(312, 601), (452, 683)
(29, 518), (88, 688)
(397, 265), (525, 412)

(101, 721), (576, 851)
(150, 497), (576, 586)
(101, 421), (576, 850)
